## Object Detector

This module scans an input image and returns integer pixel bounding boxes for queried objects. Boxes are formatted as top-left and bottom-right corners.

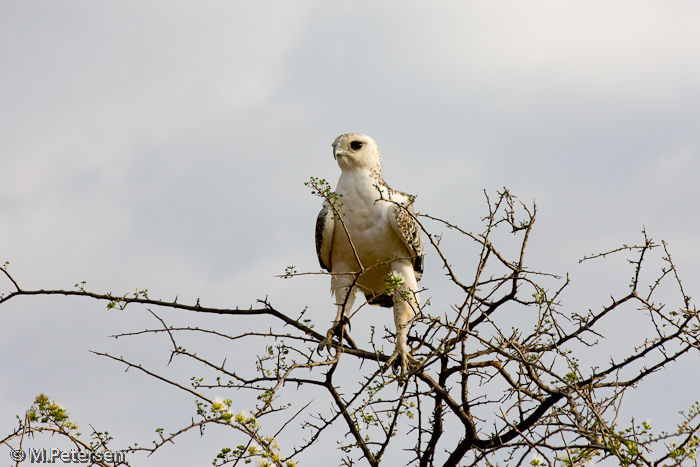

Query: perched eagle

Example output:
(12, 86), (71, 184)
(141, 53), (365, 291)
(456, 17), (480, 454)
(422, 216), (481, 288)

(315, 133), (424, 376)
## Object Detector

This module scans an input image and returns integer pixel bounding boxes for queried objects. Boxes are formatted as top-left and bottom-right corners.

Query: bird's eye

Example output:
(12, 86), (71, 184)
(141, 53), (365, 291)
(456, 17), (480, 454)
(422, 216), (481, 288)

(350, 141), (363, 150)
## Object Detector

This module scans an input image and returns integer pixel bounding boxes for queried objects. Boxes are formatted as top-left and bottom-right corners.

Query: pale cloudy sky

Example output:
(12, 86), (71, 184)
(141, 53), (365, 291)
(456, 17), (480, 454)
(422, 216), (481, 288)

(1, 2), (699, 466)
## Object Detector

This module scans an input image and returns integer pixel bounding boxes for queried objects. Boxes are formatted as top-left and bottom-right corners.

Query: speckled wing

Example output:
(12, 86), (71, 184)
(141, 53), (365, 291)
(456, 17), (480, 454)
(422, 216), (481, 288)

(389, 202), (424, 281)
(315, 204), (334, 271)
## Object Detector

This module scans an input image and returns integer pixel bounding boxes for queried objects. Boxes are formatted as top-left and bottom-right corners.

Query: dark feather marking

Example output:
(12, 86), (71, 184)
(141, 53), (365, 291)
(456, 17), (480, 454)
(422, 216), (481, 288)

(365, 292), (394, 308)
(315, 206), (331, 271)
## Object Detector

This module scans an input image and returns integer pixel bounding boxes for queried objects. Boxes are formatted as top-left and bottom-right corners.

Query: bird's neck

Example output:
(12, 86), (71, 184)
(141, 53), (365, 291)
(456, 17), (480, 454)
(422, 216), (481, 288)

(337, 167), (392, 201)
(338, 165), (383, 189)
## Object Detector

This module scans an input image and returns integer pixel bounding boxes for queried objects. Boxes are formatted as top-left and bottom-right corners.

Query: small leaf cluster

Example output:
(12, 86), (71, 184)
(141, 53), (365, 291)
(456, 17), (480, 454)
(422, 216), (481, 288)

(27, 393), (79, 433)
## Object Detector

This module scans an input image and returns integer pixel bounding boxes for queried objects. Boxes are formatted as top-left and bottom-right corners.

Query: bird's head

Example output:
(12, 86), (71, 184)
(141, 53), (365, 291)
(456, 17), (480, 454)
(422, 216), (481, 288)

(331, 133), (382, 173)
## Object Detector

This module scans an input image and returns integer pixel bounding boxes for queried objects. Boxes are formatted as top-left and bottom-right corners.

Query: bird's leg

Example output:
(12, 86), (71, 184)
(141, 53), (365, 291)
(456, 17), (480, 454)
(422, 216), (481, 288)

(383, 300), (420, 378)
(318, 276), (357, 353)
(383, 267), (421, 379)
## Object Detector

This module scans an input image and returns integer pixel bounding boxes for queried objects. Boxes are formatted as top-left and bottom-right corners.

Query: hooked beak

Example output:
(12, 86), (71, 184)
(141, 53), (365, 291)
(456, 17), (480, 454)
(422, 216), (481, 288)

(333, 145), (349, 160)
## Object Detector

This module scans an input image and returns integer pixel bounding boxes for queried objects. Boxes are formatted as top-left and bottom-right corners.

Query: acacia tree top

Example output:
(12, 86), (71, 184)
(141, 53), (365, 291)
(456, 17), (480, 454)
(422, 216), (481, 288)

(1, 187), (699, 467)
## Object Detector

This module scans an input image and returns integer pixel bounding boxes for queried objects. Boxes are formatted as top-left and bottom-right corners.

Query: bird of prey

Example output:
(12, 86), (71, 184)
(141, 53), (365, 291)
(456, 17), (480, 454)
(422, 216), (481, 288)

(315, 133), (424, 376)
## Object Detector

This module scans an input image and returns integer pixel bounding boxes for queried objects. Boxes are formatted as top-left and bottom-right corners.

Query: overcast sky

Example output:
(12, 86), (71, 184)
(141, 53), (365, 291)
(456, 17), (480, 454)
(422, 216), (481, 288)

(2, 2), (699, 466)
